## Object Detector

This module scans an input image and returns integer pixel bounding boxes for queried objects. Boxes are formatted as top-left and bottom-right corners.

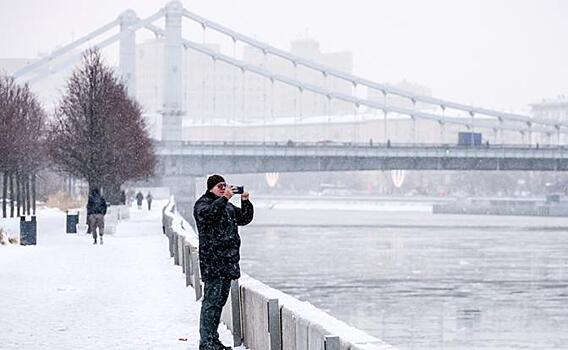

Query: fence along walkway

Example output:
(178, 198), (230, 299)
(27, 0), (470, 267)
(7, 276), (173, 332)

(163, 198), (396, 350)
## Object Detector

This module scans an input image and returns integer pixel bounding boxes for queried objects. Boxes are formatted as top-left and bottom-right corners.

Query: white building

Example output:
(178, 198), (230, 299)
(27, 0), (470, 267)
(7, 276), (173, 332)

(135, 38), (354, 127)
(530, 96), (568, 122)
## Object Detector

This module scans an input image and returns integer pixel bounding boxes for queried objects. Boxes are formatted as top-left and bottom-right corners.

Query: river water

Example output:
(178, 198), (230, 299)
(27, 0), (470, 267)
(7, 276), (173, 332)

(239, 207), (568, 349)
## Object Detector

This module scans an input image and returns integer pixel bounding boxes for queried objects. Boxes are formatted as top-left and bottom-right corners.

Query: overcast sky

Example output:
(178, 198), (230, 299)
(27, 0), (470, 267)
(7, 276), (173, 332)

(2, 0), (567, 111)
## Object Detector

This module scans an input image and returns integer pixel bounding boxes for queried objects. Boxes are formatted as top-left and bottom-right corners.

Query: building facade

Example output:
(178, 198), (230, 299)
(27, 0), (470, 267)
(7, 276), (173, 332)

(135, 38), (354, 125)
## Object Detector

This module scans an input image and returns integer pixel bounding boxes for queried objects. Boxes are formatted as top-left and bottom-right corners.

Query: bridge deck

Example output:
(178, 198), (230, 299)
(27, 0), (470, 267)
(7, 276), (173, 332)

(155, 142), (568, 175)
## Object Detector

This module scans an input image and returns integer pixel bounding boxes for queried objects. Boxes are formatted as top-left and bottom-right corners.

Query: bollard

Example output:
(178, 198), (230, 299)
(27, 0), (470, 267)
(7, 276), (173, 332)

(184, 245), (192, 287)
(267, 299), (282, 350)
(231, 280), (243, 347)
(324, 336), (340, 350)
(66, 211), (79, 234)
(190, 246), (202, 300)
(20, 216), (37, 245)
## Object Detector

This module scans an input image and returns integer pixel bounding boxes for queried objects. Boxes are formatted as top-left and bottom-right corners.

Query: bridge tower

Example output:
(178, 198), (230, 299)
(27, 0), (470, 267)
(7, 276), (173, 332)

(162, 0), (184, 141)
(119, 10), (137, 97)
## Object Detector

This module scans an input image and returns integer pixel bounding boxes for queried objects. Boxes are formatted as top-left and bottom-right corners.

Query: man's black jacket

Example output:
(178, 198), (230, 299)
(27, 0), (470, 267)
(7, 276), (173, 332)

(193, 191), (254, 280)
(87, 193), (107, 215)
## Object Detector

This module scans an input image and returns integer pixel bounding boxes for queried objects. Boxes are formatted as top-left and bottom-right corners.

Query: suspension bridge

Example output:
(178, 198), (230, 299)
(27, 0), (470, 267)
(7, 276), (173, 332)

(11, 1), (568, 173)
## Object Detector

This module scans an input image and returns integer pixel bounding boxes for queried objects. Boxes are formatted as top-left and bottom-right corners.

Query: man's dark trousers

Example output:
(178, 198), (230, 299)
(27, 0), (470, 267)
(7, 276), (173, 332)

(200, 276), (232, 347)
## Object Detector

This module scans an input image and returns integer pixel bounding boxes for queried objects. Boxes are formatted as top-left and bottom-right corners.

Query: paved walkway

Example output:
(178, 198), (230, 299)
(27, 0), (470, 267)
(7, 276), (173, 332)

(0, 201), (234, 349)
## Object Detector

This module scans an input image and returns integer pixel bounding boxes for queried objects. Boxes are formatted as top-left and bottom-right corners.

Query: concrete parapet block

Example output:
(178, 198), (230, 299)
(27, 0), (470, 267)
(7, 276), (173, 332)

(189, 245), (202, 300)
(281, 306), (297, 350)
(184, 245), (192, 287)
(179, 236), (186, 273)
(231, 280), (243, 347)
(163, 216), (173, 235)
(168, 228), (174, 258)
(220, 280), (244, 347)
(268, 299), (282, 350)
(307, 321), (326, 350)
(294, 314), (309, 350)
(173, 233), (180, 265)
(242, 286), (270, 350)
(325, 336), (340, 350)
(221, 289), (233, 330)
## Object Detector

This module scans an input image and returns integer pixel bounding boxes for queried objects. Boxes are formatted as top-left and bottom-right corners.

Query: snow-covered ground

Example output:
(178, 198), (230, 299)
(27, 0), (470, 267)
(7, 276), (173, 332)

(0, 201), (235, 350)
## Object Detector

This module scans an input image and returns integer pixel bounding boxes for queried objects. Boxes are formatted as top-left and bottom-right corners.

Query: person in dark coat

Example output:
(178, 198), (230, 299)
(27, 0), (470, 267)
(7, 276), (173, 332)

(87, 188), (107, 245)
(135, 191), (144, 209)
(146, 192), (153, 210)
(193, 174), (254, 350)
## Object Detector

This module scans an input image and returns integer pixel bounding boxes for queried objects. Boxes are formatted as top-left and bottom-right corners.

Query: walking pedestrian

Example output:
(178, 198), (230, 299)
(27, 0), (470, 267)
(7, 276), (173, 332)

(193, 174), (254, 350)
(146, 192), (153, 210)
(87, 188), (107, 245)
(135, 191), (144, 210)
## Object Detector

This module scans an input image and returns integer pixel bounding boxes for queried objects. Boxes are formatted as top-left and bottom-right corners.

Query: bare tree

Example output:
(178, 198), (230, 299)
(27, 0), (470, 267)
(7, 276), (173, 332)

(49, 49), (155, 203)
(0, 75), (47, 217)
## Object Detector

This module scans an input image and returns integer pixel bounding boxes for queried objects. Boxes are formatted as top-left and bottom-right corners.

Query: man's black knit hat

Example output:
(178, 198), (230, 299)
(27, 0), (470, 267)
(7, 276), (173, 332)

(207, 174), (226, 191)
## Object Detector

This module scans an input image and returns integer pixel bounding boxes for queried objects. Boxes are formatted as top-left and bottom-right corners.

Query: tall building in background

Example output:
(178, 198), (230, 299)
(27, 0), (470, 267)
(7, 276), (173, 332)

(241, 39), (354, 119)
(135, 37), (354, 125)
(529, 96), (568, 144)
(530, 96), (568, 122)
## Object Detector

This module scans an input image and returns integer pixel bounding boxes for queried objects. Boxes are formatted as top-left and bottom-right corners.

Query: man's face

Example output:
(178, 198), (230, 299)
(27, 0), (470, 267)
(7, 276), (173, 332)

(210, 182), (226, 197)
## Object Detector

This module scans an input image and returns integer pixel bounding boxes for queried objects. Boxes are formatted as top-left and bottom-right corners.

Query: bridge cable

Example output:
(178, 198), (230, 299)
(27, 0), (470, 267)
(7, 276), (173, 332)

(181, 8), (567, 131)
(144, 23), (559, 135)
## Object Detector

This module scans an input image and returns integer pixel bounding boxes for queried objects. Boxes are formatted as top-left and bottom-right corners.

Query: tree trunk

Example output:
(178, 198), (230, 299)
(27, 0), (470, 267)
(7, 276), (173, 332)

(16, 174), (22, 217)
(2, 172), (7, 218)
(25, 174), (31, 216)
(9, 173), (14, 217)
(23, 175), (28, 216)
(21, 175), (27, 216)
(32, 173), (36, 215)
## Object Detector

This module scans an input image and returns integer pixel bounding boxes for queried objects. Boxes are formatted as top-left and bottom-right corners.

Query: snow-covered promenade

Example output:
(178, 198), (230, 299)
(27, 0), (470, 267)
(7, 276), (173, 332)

(0, 201), (234, 350)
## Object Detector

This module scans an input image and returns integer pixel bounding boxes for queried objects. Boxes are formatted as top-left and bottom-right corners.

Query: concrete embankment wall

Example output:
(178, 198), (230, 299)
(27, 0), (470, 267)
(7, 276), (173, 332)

(162, 198), (395, 350)
(433, 203), (568, 217)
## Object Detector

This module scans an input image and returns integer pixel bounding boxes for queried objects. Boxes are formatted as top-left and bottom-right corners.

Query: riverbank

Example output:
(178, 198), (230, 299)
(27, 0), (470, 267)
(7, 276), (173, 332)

(250, 197), (568, 228)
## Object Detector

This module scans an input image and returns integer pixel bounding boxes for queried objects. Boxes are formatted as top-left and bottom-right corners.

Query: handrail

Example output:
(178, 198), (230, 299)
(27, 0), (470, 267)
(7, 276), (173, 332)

(155, 140), (566, 150)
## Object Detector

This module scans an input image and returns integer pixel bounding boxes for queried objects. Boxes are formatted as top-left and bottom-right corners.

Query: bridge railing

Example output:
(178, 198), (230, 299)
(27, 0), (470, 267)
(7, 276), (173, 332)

(161, 198), (395, 350)
(157, 140), (566, 150)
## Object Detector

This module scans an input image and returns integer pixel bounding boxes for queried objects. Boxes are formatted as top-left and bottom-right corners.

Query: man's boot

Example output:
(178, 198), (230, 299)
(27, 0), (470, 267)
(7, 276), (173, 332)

(214, 339), (232, 350)
(99, 236), (103, 245)
(93, 237), (97, 245)
(199, 342), (219, 350)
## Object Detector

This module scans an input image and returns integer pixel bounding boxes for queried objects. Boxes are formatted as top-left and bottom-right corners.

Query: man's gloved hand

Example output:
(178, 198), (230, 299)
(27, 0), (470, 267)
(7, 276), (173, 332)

(224, 186), (234, 200)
